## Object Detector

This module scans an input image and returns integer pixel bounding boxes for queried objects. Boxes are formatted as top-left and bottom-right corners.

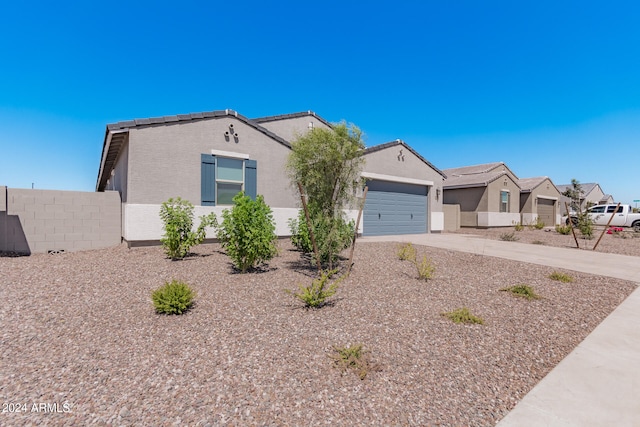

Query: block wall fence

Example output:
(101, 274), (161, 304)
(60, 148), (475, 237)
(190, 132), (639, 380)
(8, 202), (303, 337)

(0, 186), (121, 254)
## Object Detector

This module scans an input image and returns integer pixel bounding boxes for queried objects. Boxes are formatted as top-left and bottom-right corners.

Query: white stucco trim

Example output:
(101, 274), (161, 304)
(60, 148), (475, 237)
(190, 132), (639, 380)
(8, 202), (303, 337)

(431, 211), (444, 231)
(361, 172), (434, 187)
(477, 212), (521, 227)
(210, 149), (250, 159)
(122, 204), (361, 242)
(536, 195), (558, 201)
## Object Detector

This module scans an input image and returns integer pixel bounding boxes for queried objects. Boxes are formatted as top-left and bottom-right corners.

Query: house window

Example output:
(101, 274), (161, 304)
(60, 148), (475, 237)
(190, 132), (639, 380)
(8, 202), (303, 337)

(201, 154), (257, 206)
(500, 191), (509, 213)
(216, 157), (244, 205)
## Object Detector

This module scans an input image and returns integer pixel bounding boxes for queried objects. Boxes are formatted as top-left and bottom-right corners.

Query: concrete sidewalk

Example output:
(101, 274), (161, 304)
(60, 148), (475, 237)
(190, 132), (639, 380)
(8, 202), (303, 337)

(360, 233), (640, 427)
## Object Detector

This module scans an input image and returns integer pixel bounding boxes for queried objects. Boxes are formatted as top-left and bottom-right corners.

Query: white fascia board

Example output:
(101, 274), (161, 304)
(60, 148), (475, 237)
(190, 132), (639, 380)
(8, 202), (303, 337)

(537, 195), (559, 201)
(361, 172), (433, 187)
(210, 149), (250, 159)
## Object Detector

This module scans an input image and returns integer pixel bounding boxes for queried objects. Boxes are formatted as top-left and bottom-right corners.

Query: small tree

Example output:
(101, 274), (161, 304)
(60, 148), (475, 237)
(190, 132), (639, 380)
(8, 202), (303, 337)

(159, 197), (217, 260)
(287, 122), (365, 269)
(562, 179), (584, 211)
(217, 193), (278, 272)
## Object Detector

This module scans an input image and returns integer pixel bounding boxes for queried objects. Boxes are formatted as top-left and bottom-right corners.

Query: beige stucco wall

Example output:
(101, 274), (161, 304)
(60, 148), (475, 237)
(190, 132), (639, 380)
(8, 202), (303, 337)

(443, 204), (460, 231)
(258, 116), (331, 142)
(443, 187), (486, 212)
(125, 117), (299, 209)
(520, 179), (561, 214)
(487, 177), (520, 213)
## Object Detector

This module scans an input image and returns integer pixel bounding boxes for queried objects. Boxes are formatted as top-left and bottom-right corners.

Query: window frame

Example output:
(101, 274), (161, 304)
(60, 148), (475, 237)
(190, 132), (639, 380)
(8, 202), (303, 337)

(215, 156), (245, 206)
(500, 190), (510, 213)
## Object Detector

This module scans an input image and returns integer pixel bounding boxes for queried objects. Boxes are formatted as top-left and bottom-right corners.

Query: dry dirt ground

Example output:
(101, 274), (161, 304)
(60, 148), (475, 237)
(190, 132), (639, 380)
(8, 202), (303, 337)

(452, 225), (640, 257)
(1, 233), (638, 426)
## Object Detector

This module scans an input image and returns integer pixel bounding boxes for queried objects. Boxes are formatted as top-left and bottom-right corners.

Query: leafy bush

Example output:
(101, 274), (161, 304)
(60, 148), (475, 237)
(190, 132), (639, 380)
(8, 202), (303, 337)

(555, 224), (572, 235)
(500, 284), (541, 300)
(152, 280), (195, 314)
(414, 255), (435, 280)
(533, 217), (545, 230)
(218, 193), (278, 273)
(159, 197), (217, 260)
(286, 269), (342, 308)
(549, 271), (574, 283)
(288, 209), (355, 267)
(499, 232), (519, 241)
(576, 211), (594, 239)
(330, 343), (378, 380)
(513, 221), (524, 231)
(397, 242), (417, 261)
(441, 307), (484, 325)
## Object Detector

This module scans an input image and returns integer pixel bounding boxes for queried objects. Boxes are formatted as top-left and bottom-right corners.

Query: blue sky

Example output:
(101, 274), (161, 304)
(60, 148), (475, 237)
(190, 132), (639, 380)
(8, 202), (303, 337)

(1, 1), (639, 205)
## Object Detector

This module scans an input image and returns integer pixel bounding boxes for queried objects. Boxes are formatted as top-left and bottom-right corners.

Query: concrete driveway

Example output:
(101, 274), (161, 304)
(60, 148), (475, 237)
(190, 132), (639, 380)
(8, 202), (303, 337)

(360, 233), (640, 427)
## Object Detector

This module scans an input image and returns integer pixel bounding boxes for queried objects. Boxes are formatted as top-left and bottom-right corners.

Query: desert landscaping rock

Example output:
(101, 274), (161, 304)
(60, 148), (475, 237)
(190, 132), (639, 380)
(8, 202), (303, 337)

(1, 234), (637, 426)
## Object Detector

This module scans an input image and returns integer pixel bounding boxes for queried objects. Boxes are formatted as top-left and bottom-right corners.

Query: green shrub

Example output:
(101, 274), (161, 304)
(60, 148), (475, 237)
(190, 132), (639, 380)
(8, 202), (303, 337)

(500, 284), (541, 300)
(533, 217), (545, 230)
(152, 280), (195, 315)
(414, 255), (435, 281)
(286, 269), (342, 308)
(441, 307), (484, 325)
(576, 211), (594, 239)
(499, 232), (519, 242)
(159, 197), (217, 260)
(288, 209), (355, 267)
(514, 222), (524, 231)
(549, 271), (574, 283)
(397, 242), (417, 261)
(330, 343), (378, 380)
(555, 224), (572, 235)
(218, 193), (278, 273)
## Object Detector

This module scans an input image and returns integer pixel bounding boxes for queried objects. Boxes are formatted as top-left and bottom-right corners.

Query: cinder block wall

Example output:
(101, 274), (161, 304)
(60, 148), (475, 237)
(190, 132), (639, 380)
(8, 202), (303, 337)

(0, 187), (121, 254)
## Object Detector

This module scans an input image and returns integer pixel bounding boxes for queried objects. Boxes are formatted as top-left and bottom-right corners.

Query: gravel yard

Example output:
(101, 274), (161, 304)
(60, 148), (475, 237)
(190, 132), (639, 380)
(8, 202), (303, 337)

(454, 226), (640, 257)
(1, 235), (637, 426)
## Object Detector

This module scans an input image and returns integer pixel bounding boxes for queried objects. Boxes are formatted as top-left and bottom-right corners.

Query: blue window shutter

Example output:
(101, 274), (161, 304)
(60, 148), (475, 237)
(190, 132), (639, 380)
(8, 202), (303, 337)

(245, 159), (257, 200)
(201, 154), (216, 206)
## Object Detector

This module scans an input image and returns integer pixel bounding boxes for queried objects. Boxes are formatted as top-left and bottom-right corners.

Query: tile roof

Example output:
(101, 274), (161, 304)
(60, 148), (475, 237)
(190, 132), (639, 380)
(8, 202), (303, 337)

(252, 111), (332, 128)
(443, 170), (518, 189)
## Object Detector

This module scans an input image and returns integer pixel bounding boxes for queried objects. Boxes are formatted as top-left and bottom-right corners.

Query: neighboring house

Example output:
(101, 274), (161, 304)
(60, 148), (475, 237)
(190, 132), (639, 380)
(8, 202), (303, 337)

(518, 177), (562, 226)
(556, 182), (610, 211)
(442, 162), (521, 227)
(96, 109), (445, 245)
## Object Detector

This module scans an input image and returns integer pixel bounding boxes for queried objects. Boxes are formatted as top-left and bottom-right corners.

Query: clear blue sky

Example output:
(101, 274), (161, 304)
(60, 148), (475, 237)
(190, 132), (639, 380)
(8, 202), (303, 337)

(1, 1), (639, 205)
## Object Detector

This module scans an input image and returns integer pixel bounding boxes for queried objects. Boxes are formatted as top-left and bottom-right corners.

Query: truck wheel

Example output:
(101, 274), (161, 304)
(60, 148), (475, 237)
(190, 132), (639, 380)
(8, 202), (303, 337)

(633, 222), (640, 233)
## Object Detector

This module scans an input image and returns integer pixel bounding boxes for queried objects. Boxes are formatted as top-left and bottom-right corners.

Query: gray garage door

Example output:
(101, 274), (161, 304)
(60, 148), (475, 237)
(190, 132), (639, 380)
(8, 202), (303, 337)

(537, 198), (555, 226)
(363, 180), (428, 236)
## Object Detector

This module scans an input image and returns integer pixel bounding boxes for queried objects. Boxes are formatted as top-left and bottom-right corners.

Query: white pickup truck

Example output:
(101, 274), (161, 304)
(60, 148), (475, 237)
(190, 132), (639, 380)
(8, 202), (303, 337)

(567, 204), (640, 232)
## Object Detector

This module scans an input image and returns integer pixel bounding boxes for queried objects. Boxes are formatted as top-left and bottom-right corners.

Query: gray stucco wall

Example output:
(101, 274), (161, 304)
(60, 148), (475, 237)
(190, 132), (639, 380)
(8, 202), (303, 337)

(0, 187), (121, 254)
(363, 145), (444, 212)
(126, 117), (299, 208)
(105, 139), (129, 203)
(258, 116), (331, 142)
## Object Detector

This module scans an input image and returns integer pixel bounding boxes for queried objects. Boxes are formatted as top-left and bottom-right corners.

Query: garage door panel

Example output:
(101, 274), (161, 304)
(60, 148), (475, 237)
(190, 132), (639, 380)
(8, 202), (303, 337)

(363, 181), (428, 236)
(537, 198), (555, 226)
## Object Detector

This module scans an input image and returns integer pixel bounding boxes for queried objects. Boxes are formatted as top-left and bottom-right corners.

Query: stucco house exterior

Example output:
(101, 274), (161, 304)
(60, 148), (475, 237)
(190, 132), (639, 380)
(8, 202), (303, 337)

(96, 109), (445, 245)
(442, 162), (521, 227)
(518, 177), (562, 226)
(556, 182), (612, 211)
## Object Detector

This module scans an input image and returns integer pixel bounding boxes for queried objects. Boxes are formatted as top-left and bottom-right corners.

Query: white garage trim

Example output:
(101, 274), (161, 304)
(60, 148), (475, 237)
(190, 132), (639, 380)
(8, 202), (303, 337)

(537, 195), (558, 201)
(361, 172), (433, 187)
